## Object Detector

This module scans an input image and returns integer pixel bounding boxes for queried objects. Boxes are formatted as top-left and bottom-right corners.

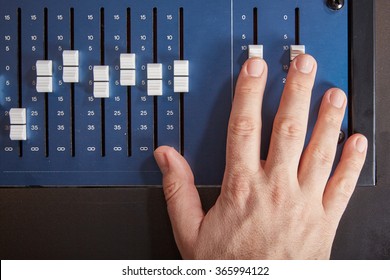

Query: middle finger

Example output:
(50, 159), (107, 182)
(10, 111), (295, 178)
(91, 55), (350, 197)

(265, 54), (317, 177)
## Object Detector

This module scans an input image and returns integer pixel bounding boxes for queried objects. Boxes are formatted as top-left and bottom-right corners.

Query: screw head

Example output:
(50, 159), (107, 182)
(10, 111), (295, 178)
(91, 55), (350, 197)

(338, 130), (346, 144)
(327, 0), (345, 11)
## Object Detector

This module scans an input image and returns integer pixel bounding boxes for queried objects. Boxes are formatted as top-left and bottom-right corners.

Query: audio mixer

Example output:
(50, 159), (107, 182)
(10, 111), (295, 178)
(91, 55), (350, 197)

(0, 0), (375, 186)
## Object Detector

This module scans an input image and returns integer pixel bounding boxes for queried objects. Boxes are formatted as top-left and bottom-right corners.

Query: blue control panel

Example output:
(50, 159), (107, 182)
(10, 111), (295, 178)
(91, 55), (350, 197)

(0, 0), (348, 186)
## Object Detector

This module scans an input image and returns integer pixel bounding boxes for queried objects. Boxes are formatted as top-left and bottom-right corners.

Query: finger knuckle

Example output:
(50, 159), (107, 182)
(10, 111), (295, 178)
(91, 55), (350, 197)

(226, 166), (263, 186)
(237, 86), (258, 96)
(268, 186), (300, 214)
(225, 169), (254, 189)
(163, 181), (184, 205)
(269, 186), (287, 207)
(334, 178), (355, 204)
(323, 113), (342, 128)
(229, 115), (258, 137)
(347, 157), (364, 173)
(309, 143), (335, 166)
(227, 163), (259, 179)
(225, 187), (252, 208)
(273, 114), (304, 140)
(290, 200), (310, 219)
(286, 81), (312, 97)
(223, 174), (255, 206)
(265, 174), (295, 205)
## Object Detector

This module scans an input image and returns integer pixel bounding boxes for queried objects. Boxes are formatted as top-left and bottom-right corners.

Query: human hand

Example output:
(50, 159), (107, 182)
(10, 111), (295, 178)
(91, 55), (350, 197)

(154, 55), (367, 259)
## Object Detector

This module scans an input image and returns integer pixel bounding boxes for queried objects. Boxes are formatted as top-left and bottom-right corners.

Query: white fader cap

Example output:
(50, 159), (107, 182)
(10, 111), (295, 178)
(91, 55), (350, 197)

(120, 53), (136, 69)
(36, 60), (53, 76)
(10, 125), (27, 141)
(147, 63), (163, 80)
(36, 76), (53, 93)
(248, 45), (264, 59)
(147, 80), (163, 96)
(63, 50), (79, 66)
(93, 82), (110, 98)
(290, 45), (306, 61)
(174, 60), (189, 76)
(9, 108), (26, 125)
(120, 70), (136, 86)
(174, 77), (189, 93)
(93, 66), (109, 82)
(63, 67), (79, 83)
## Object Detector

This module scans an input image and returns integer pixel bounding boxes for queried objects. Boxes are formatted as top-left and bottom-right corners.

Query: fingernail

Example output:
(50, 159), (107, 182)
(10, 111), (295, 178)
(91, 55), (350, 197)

(355, 137), (367, 153)
(154, 152), (169, 174)
(295, 55), (315, 74)
(329, 90), (345, 109)
(247, 59), (265, 77)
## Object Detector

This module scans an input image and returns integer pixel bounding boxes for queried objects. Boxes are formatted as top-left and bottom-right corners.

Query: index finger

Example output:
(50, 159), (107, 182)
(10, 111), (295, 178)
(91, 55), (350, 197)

(226, 58), (268, 177)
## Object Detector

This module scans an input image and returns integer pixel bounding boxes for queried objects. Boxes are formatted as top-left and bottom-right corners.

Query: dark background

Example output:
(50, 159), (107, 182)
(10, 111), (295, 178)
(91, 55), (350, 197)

(1, 0), (389, 259)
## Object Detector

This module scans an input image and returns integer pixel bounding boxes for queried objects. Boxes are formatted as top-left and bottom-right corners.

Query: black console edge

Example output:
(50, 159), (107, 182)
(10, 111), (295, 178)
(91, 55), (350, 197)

(350, 0), (376, 187)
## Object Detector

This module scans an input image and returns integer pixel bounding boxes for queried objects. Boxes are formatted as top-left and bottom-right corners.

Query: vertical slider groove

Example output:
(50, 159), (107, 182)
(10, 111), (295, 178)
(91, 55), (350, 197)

(295, 7), (300, 45)
(253, 7), (258, 45)
(70, 7), (75, 156)
(17, 8), (22, 157)
(153, 7), (158, 64)
(44, 8), (48, 60)
(179, 7), (184, 156)
(153, 7), (158, 150)
(100, 7), (106, 157)
(127, 7), (132, 157)
(44, 7), (49, 157)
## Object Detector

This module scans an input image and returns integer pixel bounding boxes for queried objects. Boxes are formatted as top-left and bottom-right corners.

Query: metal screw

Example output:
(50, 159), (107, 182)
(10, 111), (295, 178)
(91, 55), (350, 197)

(338, 130), (346, 144)
(327, 0), (345, 11)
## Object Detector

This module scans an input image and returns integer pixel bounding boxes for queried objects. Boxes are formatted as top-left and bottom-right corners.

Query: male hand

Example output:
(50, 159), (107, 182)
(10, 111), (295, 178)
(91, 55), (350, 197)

(154, 55), (367, 259)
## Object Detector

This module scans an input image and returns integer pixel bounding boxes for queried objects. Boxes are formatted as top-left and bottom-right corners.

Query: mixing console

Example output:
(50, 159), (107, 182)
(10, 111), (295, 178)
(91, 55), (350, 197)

(0, 0), (374, 186)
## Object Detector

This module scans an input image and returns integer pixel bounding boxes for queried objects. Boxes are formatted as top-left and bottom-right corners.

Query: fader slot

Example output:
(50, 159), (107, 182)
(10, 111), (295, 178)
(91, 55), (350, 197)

(0, 8), (23, 156)
(18, 8), (23, 156)
(70, 7), (75, 157)
(233, 4), (257, 96)
(74, 7), (102, 158)
(17, 9), (22, 110)
(131, 7), (154, 161)
(295, 7), (300, 45)
(179, 7), (184, 155)
(156, 6), (181, 152)
(127, 7), (132, 157)
(100, 8), (106, 157)
(22, 8), (46, 158)
(253, 7), (258, 45)
(104, 5), (129, 158)
(290, 7), (305, 61)
(44, 8), (49, 157)
(153, 7), (158, 150)
(248, 6), (263, 59)
(47, 7), (73, 158)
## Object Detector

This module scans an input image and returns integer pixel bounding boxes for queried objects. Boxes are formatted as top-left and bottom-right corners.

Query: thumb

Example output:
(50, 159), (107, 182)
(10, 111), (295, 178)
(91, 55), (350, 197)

(154, 146), (204, 259)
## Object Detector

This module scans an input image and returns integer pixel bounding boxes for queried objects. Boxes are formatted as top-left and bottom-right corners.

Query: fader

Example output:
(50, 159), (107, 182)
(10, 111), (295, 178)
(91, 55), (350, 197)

(0, 0), (374, 186)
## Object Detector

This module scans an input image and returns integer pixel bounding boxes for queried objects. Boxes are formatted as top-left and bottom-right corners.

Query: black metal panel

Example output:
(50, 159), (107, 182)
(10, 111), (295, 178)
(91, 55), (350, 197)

(351, 0), (376, 186)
